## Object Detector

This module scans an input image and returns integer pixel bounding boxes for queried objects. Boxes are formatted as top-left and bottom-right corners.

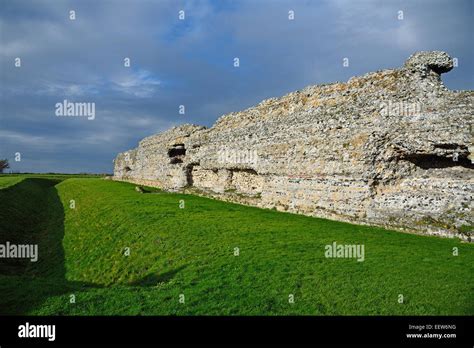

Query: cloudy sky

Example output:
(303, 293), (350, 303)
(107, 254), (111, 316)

(1, 0), (472, 173)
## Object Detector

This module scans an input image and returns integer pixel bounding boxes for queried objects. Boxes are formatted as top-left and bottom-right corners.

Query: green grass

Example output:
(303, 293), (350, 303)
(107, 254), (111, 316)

(0, 175), (473, 315)
(0, 176), (24, 189)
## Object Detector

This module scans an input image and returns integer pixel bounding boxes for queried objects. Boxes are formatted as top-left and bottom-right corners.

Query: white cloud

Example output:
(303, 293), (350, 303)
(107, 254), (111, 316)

(111, 69), (161, 98)
(40, 81), (97, 97)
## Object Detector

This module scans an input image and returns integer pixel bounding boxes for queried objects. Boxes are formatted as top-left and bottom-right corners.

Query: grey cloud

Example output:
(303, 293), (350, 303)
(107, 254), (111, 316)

(0, 0), (472, 173)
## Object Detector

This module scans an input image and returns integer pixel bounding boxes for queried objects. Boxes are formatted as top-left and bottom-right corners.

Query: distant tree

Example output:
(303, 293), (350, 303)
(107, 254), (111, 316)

(0, 159), (10, 174)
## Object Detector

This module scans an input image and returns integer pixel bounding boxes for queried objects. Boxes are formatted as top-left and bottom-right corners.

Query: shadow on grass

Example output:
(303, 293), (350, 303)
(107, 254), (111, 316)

(0, 178), (183, 314)
(129, 265), (187, 286)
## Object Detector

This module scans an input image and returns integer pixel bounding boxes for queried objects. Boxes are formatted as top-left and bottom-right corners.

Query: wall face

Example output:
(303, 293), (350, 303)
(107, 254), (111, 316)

(114, 52), (473, 240)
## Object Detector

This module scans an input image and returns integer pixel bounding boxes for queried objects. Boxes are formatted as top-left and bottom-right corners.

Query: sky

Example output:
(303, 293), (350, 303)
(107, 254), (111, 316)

(1, 0), (473, 173)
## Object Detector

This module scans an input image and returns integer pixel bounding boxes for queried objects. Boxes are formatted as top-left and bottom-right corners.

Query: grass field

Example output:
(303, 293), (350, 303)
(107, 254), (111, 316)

(0, 175), (473, 315)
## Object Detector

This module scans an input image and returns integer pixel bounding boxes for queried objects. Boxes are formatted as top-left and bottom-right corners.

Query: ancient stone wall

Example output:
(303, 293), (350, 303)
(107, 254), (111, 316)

(114, 51), (473, 240)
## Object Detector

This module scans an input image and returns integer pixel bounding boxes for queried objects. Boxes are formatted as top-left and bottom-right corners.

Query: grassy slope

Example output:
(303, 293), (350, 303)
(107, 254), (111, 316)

(0, 176), (24, 189)
(0, 176), (473, 315)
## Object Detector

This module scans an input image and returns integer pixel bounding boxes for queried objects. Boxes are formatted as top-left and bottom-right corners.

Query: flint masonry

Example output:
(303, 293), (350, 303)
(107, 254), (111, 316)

(113, 52), (473, 240)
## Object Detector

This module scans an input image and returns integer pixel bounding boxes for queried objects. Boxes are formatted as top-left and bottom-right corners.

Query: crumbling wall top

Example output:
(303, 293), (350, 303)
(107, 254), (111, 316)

(404, 51), (454, 74)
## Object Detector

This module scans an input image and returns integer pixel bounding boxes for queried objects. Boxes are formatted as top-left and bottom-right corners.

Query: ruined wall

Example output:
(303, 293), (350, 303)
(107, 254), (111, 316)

(114, 51), (473, 240)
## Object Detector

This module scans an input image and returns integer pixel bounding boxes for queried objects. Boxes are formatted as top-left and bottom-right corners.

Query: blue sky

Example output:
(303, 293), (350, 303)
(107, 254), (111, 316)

(1, 0), (473, 173)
